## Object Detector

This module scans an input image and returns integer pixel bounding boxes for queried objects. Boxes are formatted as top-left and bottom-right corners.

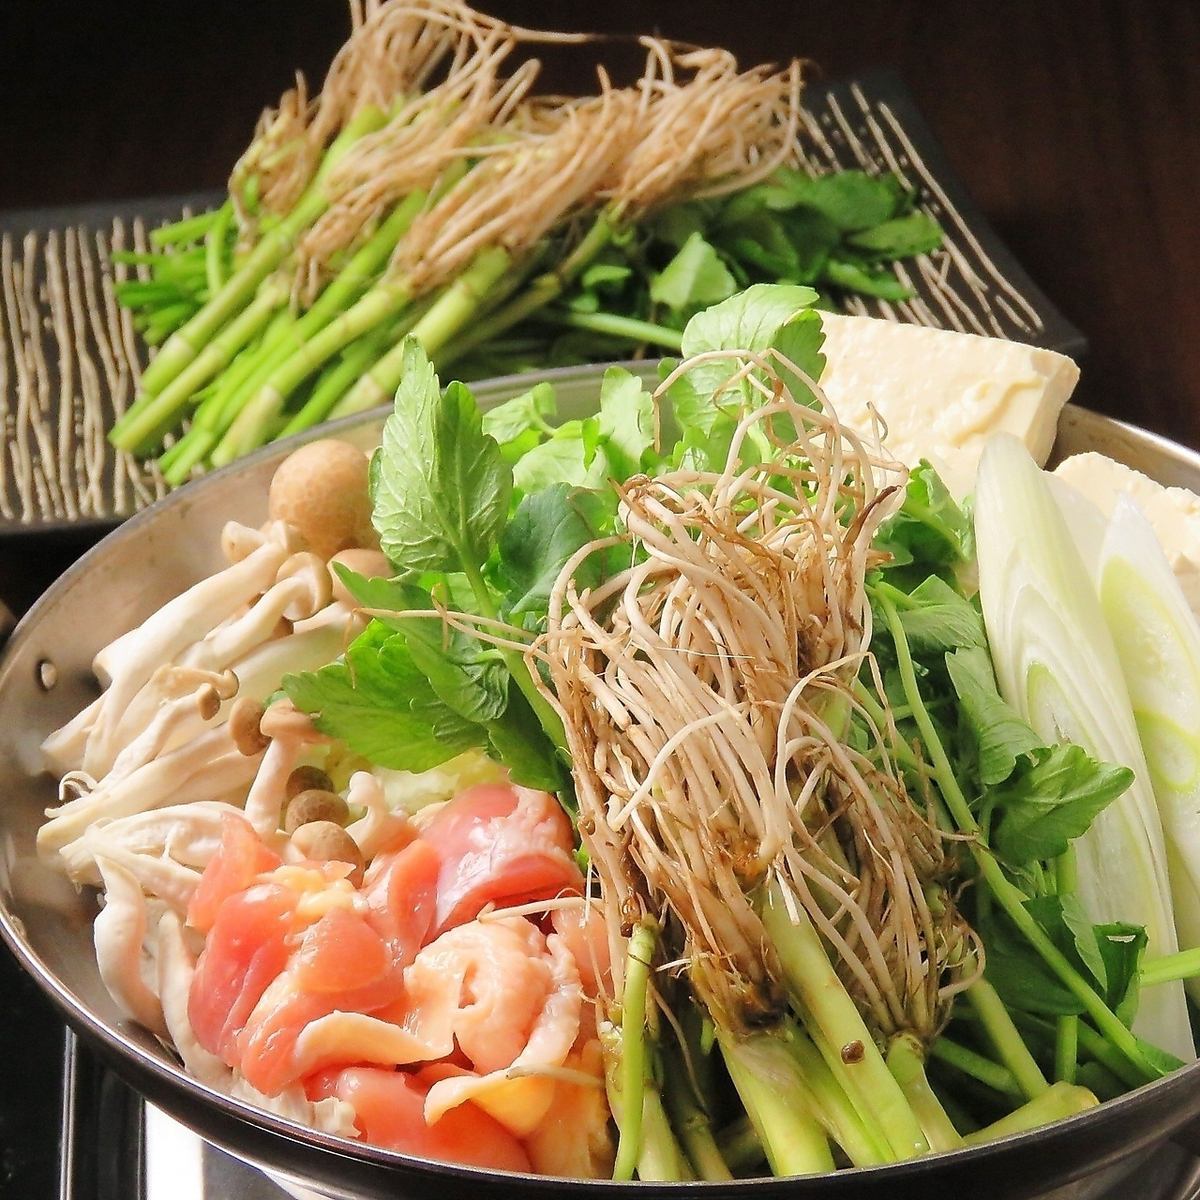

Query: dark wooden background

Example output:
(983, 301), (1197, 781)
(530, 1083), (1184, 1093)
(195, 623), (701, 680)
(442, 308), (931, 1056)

(3, 0), (1198, 444)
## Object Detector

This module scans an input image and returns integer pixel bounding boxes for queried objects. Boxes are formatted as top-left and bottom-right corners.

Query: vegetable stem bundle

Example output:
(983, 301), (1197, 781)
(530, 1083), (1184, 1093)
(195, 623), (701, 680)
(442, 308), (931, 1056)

(109, 1), (944, 479)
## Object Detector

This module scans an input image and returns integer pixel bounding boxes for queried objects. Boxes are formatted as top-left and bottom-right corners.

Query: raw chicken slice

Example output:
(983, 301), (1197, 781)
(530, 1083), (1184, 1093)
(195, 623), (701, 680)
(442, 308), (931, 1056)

(402, 917), (556, 1075)
(361, 838), (441, 965)
(421, 784), (583, 932)
(187, 814), (281, 934)
(307, 1067), (532, 1174)
(422, 932), (583, 1137)
(188, 881), (297, 1063)
(522, 1039), (614, 1179)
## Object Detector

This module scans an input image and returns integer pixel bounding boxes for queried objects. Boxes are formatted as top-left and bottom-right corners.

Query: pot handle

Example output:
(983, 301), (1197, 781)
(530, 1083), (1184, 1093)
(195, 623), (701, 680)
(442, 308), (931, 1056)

(0, 597), (14, 649)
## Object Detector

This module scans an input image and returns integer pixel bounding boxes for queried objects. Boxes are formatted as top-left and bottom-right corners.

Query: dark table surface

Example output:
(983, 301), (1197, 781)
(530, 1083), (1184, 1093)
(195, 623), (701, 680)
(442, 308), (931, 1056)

(0, 2), (1197, 1196)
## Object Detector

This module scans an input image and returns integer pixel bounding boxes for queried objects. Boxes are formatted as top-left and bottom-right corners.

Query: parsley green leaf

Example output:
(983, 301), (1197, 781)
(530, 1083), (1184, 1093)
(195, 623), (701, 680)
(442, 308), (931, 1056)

(497, 484), (617, 618)
(282, 621), (483, 771)
(481, 381), (556, 447)
(892, 576), (986, 655)
(989, 744), (1134, 866)
(848, 210), (943, 259)
(370, 338), (511, 573)
(946, 645), (1043, 787)
(875, 460), (971, 571)
(650, 232), (737, 314)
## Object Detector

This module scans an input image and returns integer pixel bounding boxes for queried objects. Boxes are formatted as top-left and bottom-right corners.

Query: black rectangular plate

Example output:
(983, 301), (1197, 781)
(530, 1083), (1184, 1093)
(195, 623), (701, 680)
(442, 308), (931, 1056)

(0, 70), (1085, 537)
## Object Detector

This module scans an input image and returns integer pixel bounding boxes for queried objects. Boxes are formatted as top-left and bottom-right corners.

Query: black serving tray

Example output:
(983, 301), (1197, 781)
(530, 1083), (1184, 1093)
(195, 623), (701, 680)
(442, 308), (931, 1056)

(0, 70), (1085, 537)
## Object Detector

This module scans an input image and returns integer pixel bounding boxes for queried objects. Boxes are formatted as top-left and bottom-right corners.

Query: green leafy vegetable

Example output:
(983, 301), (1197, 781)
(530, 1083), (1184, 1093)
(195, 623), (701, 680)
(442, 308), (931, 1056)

(496, 484), (616, 618)
(283, 621), (483, 771)
(650, 232), (737, 313)
(945, 646), (1043, 787)
(875, 461), (971, 572)
(370, 339), (511, 573)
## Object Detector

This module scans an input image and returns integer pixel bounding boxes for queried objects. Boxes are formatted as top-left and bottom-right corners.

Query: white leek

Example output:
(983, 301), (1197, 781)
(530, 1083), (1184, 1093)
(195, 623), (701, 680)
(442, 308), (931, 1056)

(1097, 496), (1200, 1005)
(974, 434), (1194, 1062)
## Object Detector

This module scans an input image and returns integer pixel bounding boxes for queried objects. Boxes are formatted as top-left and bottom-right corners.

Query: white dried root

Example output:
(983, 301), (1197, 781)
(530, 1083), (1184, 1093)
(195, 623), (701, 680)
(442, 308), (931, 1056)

(541, 350), (964, 1041)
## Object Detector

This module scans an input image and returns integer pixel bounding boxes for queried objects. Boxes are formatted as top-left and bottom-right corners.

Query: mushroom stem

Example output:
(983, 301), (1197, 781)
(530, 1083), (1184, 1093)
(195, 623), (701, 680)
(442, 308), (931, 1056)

(83, 537), (289, 776)
(40, 733), (260, 857)
(344, 771), (414, 860)
(93, 856), (167, 1036)
(156, 910), (232, 1089)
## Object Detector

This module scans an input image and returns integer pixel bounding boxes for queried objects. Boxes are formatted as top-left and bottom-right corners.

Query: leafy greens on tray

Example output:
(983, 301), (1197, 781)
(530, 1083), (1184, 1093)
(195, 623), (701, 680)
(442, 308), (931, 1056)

(106, 0), (941, 484)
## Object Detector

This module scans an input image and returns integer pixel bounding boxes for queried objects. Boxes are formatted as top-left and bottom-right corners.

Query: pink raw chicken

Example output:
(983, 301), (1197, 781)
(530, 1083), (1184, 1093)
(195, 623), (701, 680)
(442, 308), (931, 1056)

(422, 784), (584, 931)
(307, 1067), (533, 1173)
(401, 917), (583, 1137)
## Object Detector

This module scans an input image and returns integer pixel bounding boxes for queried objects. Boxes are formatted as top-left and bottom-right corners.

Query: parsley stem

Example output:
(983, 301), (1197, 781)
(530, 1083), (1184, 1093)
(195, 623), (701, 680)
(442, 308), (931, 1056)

(459, 556), (569, 752)
(547, 308), (685, 351)
(966, 978), (1049, 1100)
(878, 595), (1162, 1086)
(1139, 946), (1200, 987)
(927, 1036), (1022, 1097)
(1054, 850), (1080, 1083)
(613, 920), (657, 1180)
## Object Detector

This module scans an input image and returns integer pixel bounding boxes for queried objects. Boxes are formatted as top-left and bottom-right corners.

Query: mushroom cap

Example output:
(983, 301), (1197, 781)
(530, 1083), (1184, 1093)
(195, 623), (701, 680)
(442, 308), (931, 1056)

(328, 548), (393, 605)
(268, 440), (378, 561)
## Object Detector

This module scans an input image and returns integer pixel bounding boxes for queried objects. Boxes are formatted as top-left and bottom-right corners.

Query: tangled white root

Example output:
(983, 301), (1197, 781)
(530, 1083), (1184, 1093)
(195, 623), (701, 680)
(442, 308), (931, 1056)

(540, 351), (971, 1041)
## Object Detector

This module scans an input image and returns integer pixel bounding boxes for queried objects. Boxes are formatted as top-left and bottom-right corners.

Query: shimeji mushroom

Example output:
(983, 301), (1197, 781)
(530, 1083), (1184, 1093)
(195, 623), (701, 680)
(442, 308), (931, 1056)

(94, 855), (167, 1035)
(40, 726), (261, 857)
(59, 801), (243, 896)
(266, 439), (377, 561)
(82, 528), (296, 776)
(241, 698), (328, 838)
(343, 771), (414, 860)
(156, 909), (233, 1089)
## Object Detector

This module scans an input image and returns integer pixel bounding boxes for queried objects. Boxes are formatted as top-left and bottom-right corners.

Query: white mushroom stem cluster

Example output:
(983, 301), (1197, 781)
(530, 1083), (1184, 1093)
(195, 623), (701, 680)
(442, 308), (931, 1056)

(37, 439), (394, 1134)
(542, 352), (967, 1041)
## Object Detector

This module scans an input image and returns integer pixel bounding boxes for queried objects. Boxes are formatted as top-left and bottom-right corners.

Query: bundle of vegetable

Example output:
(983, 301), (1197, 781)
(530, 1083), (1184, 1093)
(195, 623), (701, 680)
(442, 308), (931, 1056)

(49, 280), (1200, 1182)
(108, 0), (941, 482)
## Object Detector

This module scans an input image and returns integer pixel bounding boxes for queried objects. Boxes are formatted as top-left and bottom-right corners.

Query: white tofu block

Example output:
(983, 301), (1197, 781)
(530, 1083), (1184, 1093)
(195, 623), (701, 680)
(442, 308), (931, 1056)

(1054, 451), (1200, 614)
(818, 312), (1080, 498)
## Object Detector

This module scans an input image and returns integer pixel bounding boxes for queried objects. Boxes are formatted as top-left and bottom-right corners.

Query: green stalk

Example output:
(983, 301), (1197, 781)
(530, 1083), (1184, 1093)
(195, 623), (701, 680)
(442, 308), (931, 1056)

(718, 1030), (834, 1177)
(118, 105), (386, 419)
(878, 596), (1164, 1085)
(638, 1092), (693, 1181)
(966, 979), (1049, 1101)
(196, 187), (436, 458)
(280, 331), (393, 436)
(545, 308), (685, 351)
(928, 1037), (1023, 1098)
(1007, 1011), (1148, 1091)
(158, 307), (296, 481)
(150, 208), (226, 249)
(1074, 1060), (1126, 1102)
(1055, 851), (1080, 1083)
(210, 274), (414, 465)
(437, 210), (617, 362)
(790, 1026), (891, 1165)
(458, 557), (568, 753)
(886, 1034), (963, 1152)
(204, 202), (234, 293)
(760, 881), (930, 1160)
(121, 276), (290, 454)
(612, 921), (657, 1181)
(716, 1117), (765, 1174)
(662, 1066), (732, 1180)
(332, 245), (512, 419)
(1139, 946), (1200, 987)
(961, 1082), (1098, 1147)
